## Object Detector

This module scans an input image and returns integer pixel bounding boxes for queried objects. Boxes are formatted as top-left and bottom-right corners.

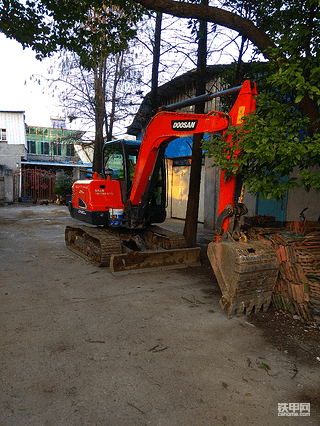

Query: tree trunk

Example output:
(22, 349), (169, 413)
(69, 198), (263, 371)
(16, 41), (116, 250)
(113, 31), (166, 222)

(106, 53), (124, 141)
(183, 133), (204, 247)
(150, 12), (162, 116)
(183, 3), (207, 247)
(92, 59), (107, 173)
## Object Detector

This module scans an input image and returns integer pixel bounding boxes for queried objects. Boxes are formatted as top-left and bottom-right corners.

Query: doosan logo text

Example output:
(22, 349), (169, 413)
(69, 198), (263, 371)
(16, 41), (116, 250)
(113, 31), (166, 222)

(171, 120), (198, 131)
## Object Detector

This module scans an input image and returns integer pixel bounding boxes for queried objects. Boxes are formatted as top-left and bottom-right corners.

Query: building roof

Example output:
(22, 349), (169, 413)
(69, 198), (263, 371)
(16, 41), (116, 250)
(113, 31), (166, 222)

(18, 160), (92, 168)
(0, 111), (25, 114)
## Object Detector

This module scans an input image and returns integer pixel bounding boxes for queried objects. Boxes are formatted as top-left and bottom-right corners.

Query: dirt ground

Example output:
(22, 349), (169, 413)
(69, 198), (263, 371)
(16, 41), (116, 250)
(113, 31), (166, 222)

(0, 203), (319, 426)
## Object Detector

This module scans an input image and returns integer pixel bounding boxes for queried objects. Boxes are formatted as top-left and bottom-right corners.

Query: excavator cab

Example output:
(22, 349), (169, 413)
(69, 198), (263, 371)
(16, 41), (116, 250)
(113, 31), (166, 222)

(103, 140), (139, 205)
(102, 139), (167, 226)
(68, 139), (166, 228)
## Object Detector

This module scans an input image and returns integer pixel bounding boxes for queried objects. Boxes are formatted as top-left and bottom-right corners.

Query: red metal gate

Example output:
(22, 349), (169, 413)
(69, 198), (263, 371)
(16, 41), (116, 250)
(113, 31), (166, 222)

(13, 168), (56, 202)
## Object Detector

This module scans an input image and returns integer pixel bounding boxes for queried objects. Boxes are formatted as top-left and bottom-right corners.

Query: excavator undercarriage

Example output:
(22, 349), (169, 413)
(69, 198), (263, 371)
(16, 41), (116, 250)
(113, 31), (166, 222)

(65, 224), (200, 275)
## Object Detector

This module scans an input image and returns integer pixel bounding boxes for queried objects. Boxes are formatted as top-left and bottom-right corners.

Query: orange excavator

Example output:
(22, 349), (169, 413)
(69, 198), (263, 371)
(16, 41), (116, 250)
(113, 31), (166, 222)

(66, 80), (279, 316)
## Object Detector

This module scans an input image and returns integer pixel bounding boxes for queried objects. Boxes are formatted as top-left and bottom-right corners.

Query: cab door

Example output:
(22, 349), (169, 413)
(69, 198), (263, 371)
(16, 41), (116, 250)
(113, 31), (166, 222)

(103, 141), (126, 202)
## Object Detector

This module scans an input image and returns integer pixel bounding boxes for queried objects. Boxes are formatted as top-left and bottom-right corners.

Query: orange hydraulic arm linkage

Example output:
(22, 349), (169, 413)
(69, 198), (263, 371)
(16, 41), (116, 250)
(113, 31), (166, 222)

(217, 80), (257, 233)
(129, 80), (257, 227)
(129, 110), (229, 205)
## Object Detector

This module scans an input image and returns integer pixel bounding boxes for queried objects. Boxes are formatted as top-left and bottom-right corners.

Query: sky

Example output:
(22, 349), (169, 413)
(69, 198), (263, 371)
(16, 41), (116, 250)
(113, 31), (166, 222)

(0, 33), (68, 129)
(0, 21), (257, 134)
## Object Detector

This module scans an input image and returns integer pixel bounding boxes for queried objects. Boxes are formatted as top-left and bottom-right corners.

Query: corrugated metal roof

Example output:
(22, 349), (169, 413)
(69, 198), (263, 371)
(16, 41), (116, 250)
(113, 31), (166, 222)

(0, 111), (25, 114)
(18, 161), (92, 168)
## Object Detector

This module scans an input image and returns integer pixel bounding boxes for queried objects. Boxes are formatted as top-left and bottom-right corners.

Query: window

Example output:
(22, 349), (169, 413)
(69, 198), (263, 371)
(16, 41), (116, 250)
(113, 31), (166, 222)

(28, 140), (36, 154)
(41, 142), (49, 155)
(126, 146), (139, 182)
(0, 128), (7, 141)
(53, 143), (61, 156)
(104, 142), (124, 179)
(66, 143), (75, 156)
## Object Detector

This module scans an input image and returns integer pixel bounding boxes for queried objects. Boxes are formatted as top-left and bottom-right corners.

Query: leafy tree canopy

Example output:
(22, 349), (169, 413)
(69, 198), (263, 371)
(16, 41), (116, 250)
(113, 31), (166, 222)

(203, 0), (320, 201)
(203, 87), (320, 201)
(0, 1), (144, 67)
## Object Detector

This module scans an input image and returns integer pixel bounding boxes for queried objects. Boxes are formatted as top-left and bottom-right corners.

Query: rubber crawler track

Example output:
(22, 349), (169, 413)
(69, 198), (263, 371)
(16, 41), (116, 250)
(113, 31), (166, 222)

(65, 226), (122, 267)
(65, 225), (188, 267)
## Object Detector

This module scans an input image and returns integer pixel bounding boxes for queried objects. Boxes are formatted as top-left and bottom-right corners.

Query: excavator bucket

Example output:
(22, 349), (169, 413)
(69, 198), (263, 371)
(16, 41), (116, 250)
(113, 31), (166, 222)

(207, 233), (279, 317)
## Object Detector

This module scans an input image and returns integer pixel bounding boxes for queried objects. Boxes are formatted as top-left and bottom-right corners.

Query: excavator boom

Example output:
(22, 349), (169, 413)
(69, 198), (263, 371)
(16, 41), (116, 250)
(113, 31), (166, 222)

(129, 110), (229, 206)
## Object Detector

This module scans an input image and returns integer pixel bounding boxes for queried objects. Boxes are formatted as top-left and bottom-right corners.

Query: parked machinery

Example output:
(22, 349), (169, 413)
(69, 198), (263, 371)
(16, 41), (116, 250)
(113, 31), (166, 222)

(66, 81), (279, 316)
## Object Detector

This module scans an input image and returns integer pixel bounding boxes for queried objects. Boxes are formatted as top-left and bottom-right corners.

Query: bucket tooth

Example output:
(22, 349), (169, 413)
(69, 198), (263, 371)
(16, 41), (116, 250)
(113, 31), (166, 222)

(219, 296), (230, 310)
(236, 304), (245, 317)
(227, 308), (235, 319)
(219, 297), (235, 318)
(245, 304), (253, 315)
(263, 298), (272, 312)
(253, 301), (263, 314)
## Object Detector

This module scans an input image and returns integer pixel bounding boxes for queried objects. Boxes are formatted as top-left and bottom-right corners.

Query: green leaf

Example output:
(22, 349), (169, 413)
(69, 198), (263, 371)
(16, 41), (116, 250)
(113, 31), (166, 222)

(295, 94), (304, 104)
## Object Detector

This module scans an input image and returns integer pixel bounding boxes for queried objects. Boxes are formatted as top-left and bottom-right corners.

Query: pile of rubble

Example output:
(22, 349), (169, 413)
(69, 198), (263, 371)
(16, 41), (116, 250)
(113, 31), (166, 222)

(246, 220), (320, 321)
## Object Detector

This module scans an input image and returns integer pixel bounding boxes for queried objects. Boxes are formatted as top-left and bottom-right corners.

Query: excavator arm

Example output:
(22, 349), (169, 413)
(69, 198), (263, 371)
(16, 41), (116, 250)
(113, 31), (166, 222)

(129, 110), (229, 205)
(129, 80), (257, 229)
(217, 81), (257, 231)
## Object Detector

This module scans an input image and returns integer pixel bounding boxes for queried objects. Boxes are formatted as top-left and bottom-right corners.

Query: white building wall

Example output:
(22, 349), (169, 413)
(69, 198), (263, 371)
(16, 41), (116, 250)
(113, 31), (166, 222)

(0, 112), (27, 202)
(0, 111), (27, 146)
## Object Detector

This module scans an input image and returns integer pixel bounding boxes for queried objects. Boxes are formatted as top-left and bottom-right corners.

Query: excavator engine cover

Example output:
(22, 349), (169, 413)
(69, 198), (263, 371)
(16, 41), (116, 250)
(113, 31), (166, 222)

(207, 233), (279, 317)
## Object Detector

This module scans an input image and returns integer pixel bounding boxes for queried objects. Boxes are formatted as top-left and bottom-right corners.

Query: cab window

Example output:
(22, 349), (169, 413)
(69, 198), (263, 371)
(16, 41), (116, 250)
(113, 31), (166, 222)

(104, 143), (124, 179)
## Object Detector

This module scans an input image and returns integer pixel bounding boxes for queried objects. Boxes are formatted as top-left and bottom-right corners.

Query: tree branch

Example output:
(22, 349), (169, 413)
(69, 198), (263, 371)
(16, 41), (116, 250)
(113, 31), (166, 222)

(133, 0), (276, 57)
(134, 0), (320, 129)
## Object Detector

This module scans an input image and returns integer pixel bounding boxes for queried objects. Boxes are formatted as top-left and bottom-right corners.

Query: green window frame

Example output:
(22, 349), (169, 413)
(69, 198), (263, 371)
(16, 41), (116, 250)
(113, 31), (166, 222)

(53, 143), (61, 156)
(66, 144), (75, 156)
(41, 142), (50, 155)
(28, 140), (36, 154)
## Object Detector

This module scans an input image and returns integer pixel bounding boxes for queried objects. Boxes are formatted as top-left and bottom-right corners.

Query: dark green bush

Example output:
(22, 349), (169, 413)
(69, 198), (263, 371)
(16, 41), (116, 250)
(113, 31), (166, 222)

(54, 173), (73, 196)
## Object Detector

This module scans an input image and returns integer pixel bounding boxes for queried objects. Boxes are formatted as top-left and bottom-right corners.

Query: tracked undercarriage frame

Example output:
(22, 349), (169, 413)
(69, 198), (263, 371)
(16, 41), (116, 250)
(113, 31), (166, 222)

(65, 225), (201, 275)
